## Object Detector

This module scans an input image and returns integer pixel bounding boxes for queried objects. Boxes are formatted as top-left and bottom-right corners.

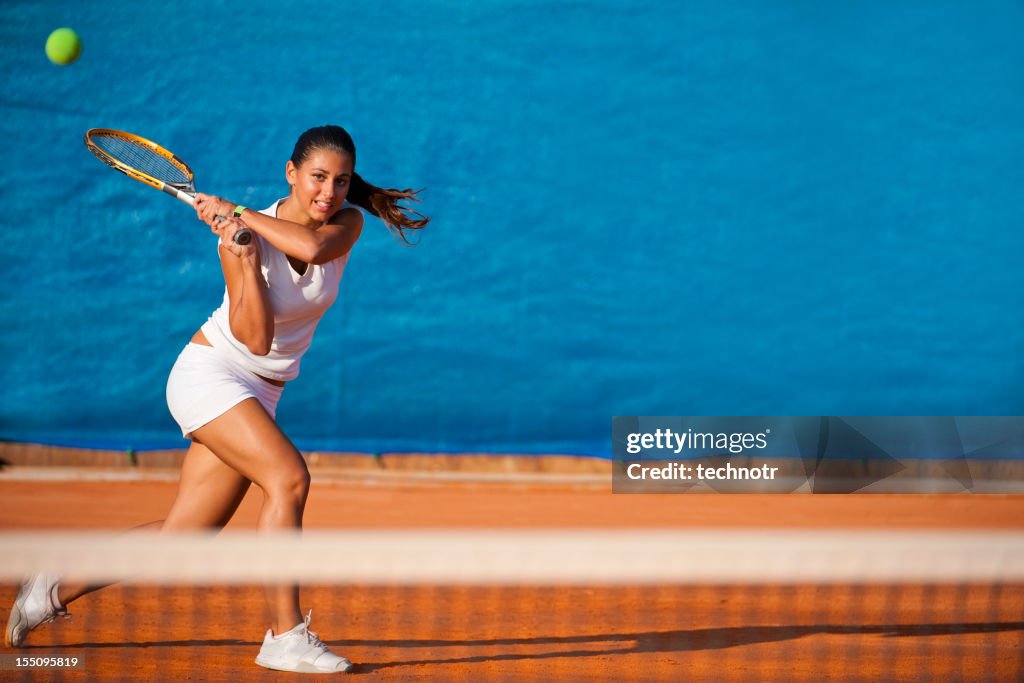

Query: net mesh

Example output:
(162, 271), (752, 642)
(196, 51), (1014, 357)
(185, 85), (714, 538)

(1, 530), (1022, 681)
(88, 133), (192, 186)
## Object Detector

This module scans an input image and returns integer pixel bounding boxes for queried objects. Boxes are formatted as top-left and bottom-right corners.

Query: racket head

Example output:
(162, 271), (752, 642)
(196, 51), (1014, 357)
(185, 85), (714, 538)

(84, 128), (196, 194)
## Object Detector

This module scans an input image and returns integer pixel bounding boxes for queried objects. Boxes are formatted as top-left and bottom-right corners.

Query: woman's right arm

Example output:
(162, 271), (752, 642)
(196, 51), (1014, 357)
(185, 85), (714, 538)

(212, 218), (274, 356)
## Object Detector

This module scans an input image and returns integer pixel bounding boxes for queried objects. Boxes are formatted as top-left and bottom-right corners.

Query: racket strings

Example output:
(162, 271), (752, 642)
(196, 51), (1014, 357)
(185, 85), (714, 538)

(91, 135), (192, 187)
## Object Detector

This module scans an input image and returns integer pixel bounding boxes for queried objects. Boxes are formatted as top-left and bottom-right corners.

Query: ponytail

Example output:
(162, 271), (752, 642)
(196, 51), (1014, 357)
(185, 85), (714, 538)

(347, 173), (428, 245)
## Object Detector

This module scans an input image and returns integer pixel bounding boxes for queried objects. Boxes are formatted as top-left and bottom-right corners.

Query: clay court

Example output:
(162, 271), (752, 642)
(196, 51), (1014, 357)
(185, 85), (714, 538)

(2, 462), (1023, 681)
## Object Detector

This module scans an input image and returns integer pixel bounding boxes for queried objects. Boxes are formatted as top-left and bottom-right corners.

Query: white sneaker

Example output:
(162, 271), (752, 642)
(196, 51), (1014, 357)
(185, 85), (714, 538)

(5, 574), (69, 647)
(255, 610), (352, 674)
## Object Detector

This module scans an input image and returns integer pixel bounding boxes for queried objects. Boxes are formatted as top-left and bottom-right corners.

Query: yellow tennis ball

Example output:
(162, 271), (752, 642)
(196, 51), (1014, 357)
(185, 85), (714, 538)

(45, 28), (82, 66)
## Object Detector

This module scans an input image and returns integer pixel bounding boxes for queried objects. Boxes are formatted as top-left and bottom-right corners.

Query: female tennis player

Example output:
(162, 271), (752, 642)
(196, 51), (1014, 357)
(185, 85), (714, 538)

(5, 125), (427, 674)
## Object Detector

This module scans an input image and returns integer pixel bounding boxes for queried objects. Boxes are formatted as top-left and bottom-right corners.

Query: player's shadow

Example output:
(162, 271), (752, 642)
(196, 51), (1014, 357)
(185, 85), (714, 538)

(343, 622), (1024, 673)
(20, 638), (256, 649)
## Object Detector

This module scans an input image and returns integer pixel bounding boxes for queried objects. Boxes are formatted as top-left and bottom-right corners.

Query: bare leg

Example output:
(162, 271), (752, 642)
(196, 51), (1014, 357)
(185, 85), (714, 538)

(187, 398), (310, 634)
(57, 440), (252, 605)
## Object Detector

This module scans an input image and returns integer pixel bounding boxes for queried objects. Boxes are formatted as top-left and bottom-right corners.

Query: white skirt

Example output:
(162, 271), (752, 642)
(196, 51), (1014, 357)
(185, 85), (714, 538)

(166, 343), (284, 439)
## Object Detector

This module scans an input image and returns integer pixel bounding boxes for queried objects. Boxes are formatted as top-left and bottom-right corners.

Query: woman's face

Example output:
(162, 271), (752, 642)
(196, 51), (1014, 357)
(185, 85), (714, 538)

(286, 149), (354, 223)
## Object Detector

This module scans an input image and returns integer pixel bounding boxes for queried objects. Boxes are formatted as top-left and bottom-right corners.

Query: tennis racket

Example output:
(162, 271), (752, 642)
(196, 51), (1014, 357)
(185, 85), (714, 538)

(84, 128), (252, 245)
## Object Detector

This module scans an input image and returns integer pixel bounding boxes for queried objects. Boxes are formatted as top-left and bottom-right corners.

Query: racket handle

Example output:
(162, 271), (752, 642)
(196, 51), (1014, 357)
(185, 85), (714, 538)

(179, 194), (251, 245)
(211, 214), (253, 245)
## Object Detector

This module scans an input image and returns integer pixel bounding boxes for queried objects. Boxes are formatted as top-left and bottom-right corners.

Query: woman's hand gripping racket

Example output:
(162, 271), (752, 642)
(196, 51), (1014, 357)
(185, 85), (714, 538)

(84, 128), (252, 245)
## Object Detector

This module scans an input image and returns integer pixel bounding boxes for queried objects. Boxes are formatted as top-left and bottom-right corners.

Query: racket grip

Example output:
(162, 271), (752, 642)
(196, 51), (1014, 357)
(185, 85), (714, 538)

(212, 214), (253, 245)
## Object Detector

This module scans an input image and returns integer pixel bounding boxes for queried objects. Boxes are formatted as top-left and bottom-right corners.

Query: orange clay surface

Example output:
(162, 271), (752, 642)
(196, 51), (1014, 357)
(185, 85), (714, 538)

(1, 477), (1022, 681)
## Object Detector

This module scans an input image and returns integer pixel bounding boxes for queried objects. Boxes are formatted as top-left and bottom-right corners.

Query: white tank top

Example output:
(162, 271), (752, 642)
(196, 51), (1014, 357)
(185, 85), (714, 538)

(200, 199), (354, 381)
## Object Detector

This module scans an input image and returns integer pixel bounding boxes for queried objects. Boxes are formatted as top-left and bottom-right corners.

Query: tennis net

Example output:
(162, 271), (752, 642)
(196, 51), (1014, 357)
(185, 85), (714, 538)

(1, 530), (1022, 681)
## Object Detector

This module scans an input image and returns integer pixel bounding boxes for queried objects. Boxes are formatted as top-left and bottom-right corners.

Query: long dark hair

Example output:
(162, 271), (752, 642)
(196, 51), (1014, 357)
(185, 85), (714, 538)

(291, 125), (428, 244)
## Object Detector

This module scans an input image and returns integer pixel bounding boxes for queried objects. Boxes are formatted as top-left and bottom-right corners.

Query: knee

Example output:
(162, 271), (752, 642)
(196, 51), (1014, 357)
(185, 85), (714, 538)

(267, 466), (310, 506)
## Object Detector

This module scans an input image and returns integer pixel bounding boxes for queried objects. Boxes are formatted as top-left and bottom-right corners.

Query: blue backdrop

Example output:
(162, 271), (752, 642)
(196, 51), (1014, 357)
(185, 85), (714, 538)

(2, 2), (1023, 455)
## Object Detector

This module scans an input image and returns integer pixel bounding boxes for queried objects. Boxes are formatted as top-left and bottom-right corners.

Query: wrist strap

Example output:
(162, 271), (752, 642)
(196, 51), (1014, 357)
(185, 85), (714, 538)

(232, 205), (247, 218)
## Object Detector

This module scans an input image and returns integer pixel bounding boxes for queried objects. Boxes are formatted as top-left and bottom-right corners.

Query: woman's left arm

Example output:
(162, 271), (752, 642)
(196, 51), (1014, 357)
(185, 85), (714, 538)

(194, 194), (363, 265)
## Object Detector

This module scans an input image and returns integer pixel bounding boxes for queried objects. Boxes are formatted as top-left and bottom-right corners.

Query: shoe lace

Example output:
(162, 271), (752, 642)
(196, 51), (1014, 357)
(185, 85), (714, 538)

(301, 610), (326, 651)
(41, 608), (70, 626)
